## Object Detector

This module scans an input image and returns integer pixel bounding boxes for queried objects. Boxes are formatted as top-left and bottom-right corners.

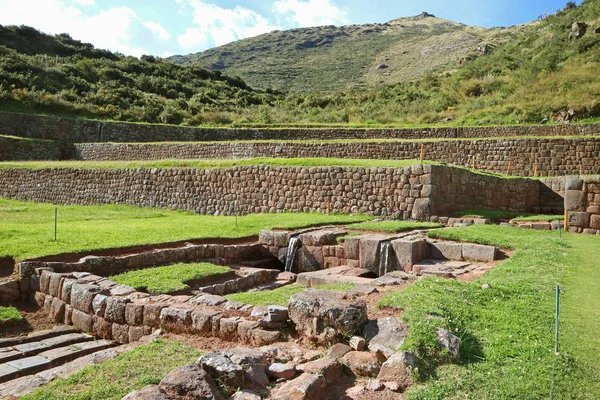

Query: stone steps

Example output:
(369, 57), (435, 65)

(0, 327), (117, 385)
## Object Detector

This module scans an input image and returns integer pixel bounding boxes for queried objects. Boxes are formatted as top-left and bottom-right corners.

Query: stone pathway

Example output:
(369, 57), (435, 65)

(0, 325), (121, 398)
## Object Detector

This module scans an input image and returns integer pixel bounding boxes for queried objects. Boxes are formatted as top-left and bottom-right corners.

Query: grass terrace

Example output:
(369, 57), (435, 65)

(453, 209), (564, 222)
(22, 339), (200, 400)
(378, 225), (600, 399)
(225, 283), (356, 307)
(109, 263), (232, 294)
(346, 220), (444, 233)
(0, 306), (23, 324)
(0, 199), (371, 260)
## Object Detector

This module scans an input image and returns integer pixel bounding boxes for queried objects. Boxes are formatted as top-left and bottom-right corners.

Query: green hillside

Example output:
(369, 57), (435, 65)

(0, 25), (277, 125)
(170, 13), (526, 92)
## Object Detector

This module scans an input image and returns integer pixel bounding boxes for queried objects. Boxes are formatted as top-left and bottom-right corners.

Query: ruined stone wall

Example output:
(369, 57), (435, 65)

(564, 176), (600, 234)
(0, 164), (540, 219)
(429, 165), (541, 216)
(0, 135), (74, 161)
(2, 111), (599, 143)
(72, 137), (600, 176)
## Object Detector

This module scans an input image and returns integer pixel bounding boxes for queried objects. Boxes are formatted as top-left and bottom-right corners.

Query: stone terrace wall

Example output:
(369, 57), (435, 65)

(564, 177), (600, 234)
(0, 135), (75, 161)
(429, 165), (541, 216)
(2, 111), (600, 143)
(73, 137), (600, 176)
(0, 164), (540, 219)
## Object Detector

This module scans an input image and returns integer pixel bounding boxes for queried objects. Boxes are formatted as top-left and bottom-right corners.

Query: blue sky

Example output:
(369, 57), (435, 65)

(0, 0), (580, 57)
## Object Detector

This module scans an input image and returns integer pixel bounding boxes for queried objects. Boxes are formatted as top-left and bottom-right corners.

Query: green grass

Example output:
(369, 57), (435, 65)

(225, 283), (356, 306)
(109, 263), (231, 294)
(22, 339), (200, 400)
(511, 214), (564, 222)
(347, 220), (443, 233)
(377, 225), (600, 399)
(0, 158), (428, 170)
(0, 199), (371, 260)
(453, 209), (564, 221)
(0, 306), (23, 323)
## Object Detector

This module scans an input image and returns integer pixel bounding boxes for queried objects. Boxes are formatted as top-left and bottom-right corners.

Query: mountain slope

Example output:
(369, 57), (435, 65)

(170, 13), (528, 92)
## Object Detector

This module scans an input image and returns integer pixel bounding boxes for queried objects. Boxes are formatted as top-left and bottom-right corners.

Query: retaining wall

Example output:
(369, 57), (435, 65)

(564, 176), (600, 234)
(2, 111), (600, 143)
(0, 135), (74, 161)
(0, 164), (541, 219)
(71, 138), (600, 177)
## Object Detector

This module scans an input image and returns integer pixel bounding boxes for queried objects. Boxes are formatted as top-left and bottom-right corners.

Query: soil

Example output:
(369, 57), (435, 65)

(324, 374), (405, 399)
(0, 303), (55, 338)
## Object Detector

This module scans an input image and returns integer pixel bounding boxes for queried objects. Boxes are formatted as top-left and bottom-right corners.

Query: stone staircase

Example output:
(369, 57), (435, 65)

(0, 325), (119, 398)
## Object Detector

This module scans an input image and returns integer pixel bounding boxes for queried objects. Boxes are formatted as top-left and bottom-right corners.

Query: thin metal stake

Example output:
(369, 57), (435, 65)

(555, 285), (564, 355)
(54, 207), (57, 242)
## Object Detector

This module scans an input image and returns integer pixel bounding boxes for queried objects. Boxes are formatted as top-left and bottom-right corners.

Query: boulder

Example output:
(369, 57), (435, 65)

(159, 364), (224, 400)
(266, 362), (296, 380)
(225, 348), (269, 388)
(462, 244), (497, 262)
(376, 351), (417, 391)
(326, 343), (352, 360)
(288, 290), (367, 343)
(297, 357), (342, 381)
(271, 373), (326, 400)
(363, 317), (408, 359)
(198, 352), (245, 391)
(121, 385), (170, 400)
(341, 351), (380, 377)
(436, 328), (461, 362)
(229, 389), (261, 400)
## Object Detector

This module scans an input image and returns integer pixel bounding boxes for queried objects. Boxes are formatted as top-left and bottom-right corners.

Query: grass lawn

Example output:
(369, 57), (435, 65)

(22, 339), (200, 400)
(225, 283), (356, 306)
(453, 209), (563, 222)
(0, 306), (23, 323)
(511, 214), (564, 222)
(347, 220), (443, 233)
(109, 263), (231, 294)
(0, 158), (428, 170)
(0, 199), (370, 260)
(377, 225), (600, 399)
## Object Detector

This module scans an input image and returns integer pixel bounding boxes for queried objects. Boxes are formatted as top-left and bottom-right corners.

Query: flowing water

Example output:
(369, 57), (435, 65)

(284, 236), (300, 273)
(378, 241), (392, 277)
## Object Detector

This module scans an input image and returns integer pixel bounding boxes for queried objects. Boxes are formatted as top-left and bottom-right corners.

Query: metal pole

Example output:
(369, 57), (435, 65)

(54, 207), (57, 241)
(555, 285), (560, 354)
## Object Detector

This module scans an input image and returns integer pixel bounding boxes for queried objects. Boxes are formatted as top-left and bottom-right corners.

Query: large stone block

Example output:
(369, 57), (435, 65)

(93, 316), (112, 339)
(344, 236), (361, 260)
(430, 242), (463, 261)
(160, 307), (193, 332)
(565, 190), (586, 211)
(358, 235), (391, 274)
(391, 239), (426, 273)
(411, 198), (431, 221)
(104, 297), (129, 323)
(143, 303), (167, 327)
(272, 373), (325, 400)
(112, 322), (130, 344)
(125, 303), (144, 326)
(590, 215), (600, 230)
(568, 212), (590, 228)
(72, 309), (93, 333)
(462, 244), (497, 261)
(289, 289), (367, 344)
(70, 283), (105, 314)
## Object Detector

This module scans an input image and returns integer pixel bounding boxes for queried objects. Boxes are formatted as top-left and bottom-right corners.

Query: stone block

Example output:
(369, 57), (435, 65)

(49, 298), (66, 322)
(60, 280), (75, 303)
(391, 239), (425, 273)
(462, 244), (497, 261)
(344, 236), (361, 260)
(71, 309), (93, 333)
(565, 190), (586, 211)
(70, 283), (104, 314)
(219, 317), (240, 339)
(590, 215), (600, 230)
(129, 325), (152, 343)
(125, 303), (144, 326)
(112, 323), (130, 344)
(192, 310), (219, 335)
(430, 242), (463, 261)
(143, 303), (166, 328)
(64, 305), (73, 325)
(39, 270), (53, 294)
(272, 373), (325, 400)
(411, 198), (431, 221)
(160, 307), (192, 332)
(93, 316), (112, 339)
(104, 297), (129, 323)
(568, 212), (590, 228)
(92, 294), (107, 317)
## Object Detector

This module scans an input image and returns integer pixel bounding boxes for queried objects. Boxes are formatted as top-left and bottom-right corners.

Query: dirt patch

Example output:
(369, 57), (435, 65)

(29, 236), (260, 263)
(0, 257), (16, 279)
(0, 303), (54, 338)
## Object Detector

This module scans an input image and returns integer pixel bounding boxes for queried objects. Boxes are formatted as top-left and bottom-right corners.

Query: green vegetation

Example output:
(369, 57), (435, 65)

(0, 306), (23, 323)
(511, 214), (564, 222)
(3, 1), (600, 126)
(347, 220), (443, 232)
(0, 199), (370, 259)
(0, 158), (427, 170)
(22, 339), (200, 400)
(225, 283), (356, 306)
(110, 263), (231, 294)
(377, 225), (600, 399)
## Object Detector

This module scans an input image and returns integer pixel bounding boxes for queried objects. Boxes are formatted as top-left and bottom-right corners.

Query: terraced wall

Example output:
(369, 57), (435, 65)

(0, 164), (540, 219)
(1, 111), (599, 143)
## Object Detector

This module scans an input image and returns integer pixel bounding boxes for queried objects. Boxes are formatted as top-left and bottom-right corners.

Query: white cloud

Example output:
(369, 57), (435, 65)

(176, 0), (280, 51)
(0, 0), (170, 57)
(144, 21), (171, 41)
(72, 0), (95, 5)
(273, 0), (348, 27)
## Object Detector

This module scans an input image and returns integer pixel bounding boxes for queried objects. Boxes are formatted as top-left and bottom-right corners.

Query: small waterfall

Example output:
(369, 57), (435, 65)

(378, 241), (392, 277)
(284, 237), (300, 273)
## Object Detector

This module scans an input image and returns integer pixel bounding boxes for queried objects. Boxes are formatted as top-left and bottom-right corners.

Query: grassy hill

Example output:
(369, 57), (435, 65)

(0, 25), (277, 125)
(170, 13), (527, 92)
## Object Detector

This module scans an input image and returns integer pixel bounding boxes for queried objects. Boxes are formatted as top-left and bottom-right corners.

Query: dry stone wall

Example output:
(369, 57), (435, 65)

(72, 137), (600, 176)
(0, 135), (74, 161)
(0, 164), (540, 219)
(2, 111), (600, 143)
(564, 177), (600, 234)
